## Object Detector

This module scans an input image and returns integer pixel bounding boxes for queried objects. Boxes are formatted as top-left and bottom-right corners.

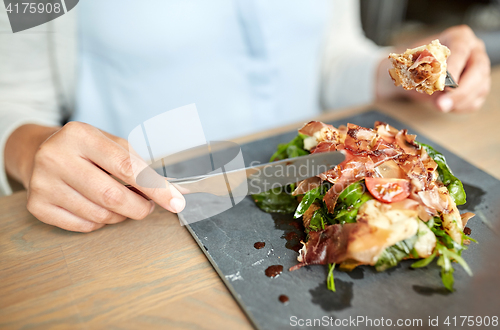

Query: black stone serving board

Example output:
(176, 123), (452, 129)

(179, 110), (500, 330)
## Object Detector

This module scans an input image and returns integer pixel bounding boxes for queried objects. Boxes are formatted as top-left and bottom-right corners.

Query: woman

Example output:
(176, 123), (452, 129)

(0, 1), (490, 232)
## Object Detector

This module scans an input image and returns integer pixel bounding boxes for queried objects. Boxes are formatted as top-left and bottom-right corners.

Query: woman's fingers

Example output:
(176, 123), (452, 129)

(441, 25), (476, 82)
(26, 120), (187, 233)
(51, 182), (129, 225)
(432, 25), (491, 113)
(27, 198), (105, 233)
(435, 39), (491, 113)
(73, 124), (186, 213)
(60, 157), (156, 220)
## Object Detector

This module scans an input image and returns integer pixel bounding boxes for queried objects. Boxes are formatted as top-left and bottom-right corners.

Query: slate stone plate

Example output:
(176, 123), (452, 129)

(179, 110), (500, 330)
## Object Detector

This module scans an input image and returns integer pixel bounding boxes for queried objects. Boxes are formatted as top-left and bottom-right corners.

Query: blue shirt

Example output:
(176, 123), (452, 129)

(73, 0), (331, 141)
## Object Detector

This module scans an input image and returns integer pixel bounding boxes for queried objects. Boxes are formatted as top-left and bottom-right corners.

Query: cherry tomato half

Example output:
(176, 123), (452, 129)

(365, 177), (410, 203)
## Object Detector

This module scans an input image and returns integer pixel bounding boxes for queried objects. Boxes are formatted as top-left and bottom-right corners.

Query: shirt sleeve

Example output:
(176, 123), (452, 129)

(320, 0), (391, 110)
(0, 7), (63, 196)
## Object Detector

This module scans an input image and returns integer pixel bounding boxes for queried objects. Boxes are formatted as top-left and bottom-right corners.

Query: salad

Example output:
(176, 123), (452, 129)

(253, 121), (475, 291)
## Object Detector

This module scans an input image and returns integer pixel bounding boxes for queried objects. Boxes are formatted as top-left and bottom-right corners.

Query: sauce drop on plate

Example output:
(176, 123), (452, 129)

(254, 242), (266, 249)
(265, 265), (283, 278)
(279, 294), (289, 304)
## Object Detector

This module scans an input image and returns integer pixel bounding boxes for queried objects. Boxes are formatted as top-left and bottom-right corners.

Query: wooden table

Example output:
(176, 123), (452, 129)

(1, 67), (499, 330)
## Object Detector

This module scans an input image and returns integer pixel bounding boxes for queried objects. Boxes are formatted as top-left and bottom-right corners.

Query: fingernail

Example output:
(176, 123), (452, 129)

(170, 198), (185, 213)
(149, 200), (155, 214)
(438, 96), (453, 112)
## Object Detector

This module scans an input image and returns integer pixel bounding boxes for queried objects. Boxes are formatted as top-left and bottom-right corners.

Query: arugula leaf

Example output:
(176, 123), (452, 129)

(327, 263), (336, 292)
(411, 251), (437, 269)
(308, 209), (327, 232)
(425, 217), (435, 229)
(294, 185), (327, 219)
(375, 235), (418, 272)
(439, 260), (455, 291)
(431, 216), (473, 291)
(463, 232), (478, 244)
(333, 181), (373, 224)
(252, 188), (298, 214)
(270, 134), (309, 162)
(430, 217), (465, 253)
(436, 243), (473, 276)
(416, 142), (466, 205)
(436, 244), (456, 291)
(418, 217), (474, 291)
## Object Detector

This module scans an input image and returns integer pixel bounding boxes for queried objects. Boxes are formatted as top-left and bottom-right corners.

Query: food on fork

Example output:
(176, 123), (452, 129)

(253, 121), (475, 292)
(388, 40), (450, 95)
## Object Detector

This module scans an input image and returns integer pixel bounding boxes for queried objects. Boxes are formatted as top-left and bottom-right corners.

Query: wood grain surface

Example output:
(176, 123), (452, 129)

(1, 66), (499, 329)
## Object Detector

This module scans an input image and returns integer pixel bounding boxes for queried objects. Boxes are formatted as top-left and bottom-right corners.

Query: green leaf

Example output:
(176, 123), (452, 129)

(294, 186), (326, 219)
(425, 217), (435, 229)
(309, 209), (326, 232)
(327, 263), (336, 292)
(416, 142), (466, 205)
(411, 251), (437, 268)
(437, 243), (473, 276)
(270, 134), (309, 162)
(431, 223), (464, 253)
(434, 241), (473, 291)
(252, 187), (298, 214)
(286, 145), (309, 159)
(441, 266), (455, 291)
(332, 181), (372, 224)
(375, 235), (418, 272)
(337, 181), (365, 205)
(463, 233), (478, 244)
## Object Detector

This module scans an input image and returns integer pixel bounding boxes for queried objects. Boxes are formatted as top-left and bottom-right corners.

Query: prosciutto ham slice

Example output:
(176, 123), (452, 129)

(298, 121), (335, 137)
(290, 222), (391, 270)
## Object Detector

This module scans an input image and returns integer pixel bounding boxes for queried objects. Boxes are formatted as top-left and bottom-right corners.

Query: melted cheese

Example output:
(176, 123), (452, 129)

(414, 220), (436, 258)
(358, 200), (419, 247)
(356, 200), (437, 262)
(303, 131), (321, 151)
(356, 200), (419, 264)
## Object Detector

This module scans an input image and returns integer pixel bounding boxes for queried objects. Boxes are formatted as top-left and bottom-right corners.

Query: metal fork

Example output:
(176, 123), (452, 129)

(445, 70), (459, 88)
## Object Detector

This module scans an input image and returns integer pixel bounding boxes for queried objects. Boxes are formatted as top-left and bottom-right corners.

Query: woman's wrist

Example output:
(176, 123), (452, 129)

(5, 124), (61, 188)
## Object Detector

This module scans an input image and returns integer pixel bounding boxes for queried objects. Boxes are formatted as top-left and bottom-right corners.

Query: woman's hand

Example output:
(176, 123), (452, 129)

(5, 122), (185, 232)
(377, 25), (491, 113)
(433, 25), (491, 112)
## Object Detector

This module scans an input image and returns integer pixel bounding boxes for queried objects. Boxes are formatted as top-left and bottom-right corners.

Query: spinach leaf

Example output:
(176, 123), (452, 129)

(252, 188), (298, 214)
(294, 185), (327, 219)
(270, 134), (309, 162)
(333, 181), (373, 224)
(416, 142), (466, 205)
(375, 235), (418, 272)
(253, 134), (310, 214)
